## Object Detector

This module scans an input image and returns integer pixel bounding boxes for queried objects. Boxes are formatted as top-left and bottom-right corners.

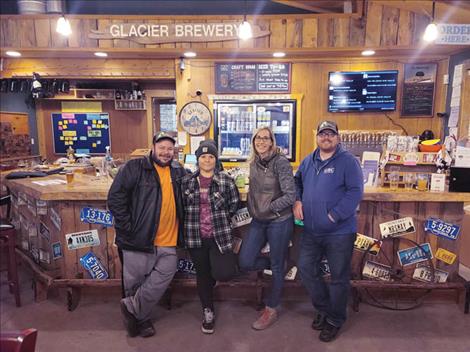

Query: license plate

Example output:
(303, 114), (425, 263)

(39, 222), (50, 241)
(380, 217), (415, 238)
(397, 243), (432, 266)
(52, 242), (62, 259)
(424, 218), (460, 240)
(362, 261), (391, 281)
(412, 265), (448, 283)
(354, 233), (382, 255)
(80, 251), (108, 280)
(435, 248), (457, 265)
(66, 229), (100, 250)
(177, 258), (196, 274)
(231, 207), (252, 228)
(80, 207), (114, 227)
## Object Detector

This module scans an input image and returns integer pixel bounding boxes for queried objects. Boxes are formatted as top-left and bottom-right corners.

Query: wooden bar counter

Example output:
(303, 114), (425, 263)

(5, 174), (470, 309)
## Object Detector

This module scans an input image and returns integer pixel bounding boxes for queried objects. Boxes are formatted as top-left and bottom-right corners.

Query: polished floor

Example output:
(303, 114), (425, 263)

(1, 269), (469, 352)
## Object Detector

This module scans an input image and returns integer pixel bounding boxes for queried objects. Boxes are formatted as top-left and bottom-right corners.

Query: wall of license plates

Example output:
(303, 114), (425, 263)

(353, 199), (464, 283)
(9, 188), (120, 281)
(7, 182), (466, 294)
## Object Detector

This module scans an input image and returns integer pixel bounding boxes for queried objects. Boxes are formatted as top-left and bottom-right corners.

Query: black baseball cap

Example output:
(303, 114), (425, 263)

(317, 120), (339, 135)
(153, 131), (176, 144)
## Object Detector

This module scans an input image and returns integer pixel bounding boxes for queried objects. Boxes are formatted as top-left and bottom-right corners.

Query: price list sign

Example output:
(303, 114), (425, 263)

(215, 63), (291, 93)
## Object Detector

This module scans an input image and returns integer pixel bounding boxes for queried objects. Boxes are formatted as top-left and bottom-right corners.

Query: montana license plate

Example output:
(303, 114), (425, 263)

(380, 217), (415, 238)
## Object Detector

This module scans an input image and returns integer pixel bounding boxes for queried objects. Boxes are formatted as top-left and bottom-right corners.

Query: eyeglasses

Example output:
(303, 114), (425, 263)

(317, 131), (337, 138)
(255, 136), (272, 142)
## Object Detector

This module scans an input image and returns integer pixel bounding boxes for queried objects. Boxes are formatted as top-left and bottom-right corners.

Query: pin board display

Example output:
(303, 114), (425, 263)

(52, 112), (111, 154)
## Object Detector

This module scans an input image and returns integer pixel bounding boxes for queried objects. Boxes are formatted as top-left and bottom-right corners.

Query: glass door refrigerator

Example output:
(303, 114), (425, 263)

(214, 100), (296, 162)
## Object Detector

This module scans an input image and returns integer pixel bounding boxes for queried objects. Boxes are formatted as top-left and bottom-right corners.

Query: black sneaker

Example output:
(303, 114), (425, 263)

(311, 312), (326, 330)
(319, 321), (340, 342)
(120, 299), (139, 337)
(201, 308), (215, 334)
(138, 320), (155, 338)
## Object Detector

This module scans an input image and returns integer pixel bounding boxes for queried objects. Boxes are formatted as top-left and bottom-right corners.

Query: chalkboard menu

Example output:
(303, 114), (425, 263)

(215, 63), (291, 93)
(52, 112), (111, 154)
(401, 63), (437, 117)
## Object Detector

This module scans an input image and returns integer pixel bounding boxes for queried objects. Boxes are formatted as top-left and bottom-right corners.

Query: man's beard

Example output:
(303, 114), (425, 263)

(151, 152), (172, 167)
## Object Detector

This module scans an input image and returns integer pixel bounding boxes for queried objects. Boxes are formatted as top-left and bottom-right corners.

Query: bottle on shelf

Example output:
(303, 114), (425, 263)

(101, 146), (113, 179)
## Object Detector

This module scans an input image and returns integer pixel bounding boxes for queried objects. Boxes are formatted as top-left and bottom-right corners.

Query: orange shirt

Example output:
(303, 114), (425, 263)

(154, 164), (178, 247)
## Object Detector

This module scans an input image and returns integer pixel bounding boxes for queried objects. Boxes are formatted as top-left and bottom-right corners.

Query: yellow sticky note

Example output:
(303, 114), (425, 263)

(62, 125), (67, 129)
(60, 136), (64, 141)
(92, 120), (96, 124)
(58, 121), (63, 125)
(92, 143), (97, 148)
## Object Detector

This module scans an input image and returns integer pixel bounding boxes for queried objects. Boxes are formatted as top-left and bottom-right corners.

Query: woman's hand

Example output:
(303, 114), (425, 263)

(293, 200), (304, 220)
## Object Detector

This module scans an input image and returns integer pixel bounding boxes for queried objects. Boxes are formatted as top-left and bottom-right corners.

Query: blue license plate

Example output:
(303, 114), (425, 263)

(80, 207), (114, 227)
(424, 218), (460, 240)
(80, 251), (108, 280)
(397, 243), (433, 266)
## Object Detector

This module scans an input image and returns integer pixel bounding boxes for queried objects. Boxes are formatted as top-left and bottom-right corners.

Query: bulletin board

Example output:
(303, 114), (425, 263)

(52, 112), (111, 154)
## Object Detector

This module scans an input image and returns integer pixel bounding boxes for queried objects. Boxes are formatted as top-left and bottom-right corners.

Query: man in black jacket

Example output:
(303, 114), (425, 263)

(108, 132), (186, 338)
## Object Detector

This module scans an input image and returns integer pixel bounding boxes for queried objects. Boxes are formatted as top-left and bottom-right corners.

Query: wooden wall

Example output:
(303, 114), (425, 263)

(177, 57), (449, 162)
(36, 100), (149, 159)
(0, 4), (435, 51)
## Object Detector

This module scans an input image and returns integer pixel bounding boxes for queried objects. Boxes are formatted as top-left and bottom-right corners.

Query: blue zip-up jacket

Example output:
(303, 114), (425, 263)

(294, 145), (363, 236)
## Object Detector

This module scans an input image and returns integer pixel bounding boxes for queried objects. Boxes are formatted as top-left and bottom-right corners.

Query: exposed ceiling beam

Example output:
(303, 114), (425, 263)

(271, 1), (343, 14)
(372, 0), (470, 23)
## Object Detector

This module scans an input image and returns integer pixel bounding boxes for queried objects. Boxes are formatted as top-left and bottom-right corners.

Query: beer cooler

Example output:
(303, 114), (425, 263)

(213, 100), (297, 162)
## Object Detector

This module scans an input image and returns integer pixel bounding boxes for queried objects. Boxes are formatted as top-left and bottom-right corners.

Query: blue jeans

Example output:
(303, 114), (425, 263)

(238, 217), (293, 308)
(298, 232), (356, 328)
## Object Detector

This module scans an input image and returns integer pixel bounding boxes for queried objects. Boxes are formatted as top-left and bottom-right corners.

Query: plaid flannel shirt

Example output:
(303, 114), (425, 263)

(182, 171), (240, 254)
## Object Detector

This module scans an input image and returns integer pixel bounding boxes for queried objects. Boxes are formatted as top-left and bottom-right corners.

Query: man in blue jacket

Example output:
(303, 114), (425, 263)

(294, 120), (363, 342)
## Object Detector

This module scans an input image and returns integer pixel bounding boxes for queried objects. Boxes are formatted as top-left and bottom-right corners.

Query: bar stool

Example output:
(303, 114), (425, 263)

(0, 192), (21, 307)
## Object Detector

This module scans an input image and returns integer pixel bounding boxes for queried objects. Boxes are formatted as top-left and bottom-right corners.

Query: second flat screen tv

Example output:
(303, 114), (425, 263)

(328, 70), (398, 112)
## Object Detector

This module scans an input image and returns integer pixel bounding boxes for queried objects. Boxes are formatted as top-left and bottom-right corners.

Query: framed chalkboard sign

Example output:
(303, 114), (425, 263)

(52, 112), (111, 154)
(215, 63), (291, 93)
(401, 63), (437, 117)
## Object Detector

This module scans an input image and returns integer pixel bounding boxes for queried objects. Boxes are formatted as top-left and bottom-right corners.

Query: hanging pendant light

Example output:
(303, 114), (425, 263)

(56, 15), (72, 36)
(238, 1), (252, 40)
(423, 1), (438, 42)
(239, 16), (253, 40)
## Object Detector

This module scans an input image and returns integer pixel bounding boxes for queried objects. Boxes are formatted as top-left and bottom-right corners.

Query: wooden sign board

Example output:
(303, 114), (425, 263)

(89, 22), (270, 44)
(401, 63), (437, 117)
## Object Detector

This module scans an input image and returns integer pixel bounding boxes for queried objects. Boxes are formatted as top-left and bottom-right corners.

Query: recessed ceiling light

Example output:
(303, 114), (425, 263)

(184, 51), (197, 58)
(6, 51), (21, 57)
(94, 52), (108, 57)
(361, 50), (375, 56)
(273, 52), (286, 58)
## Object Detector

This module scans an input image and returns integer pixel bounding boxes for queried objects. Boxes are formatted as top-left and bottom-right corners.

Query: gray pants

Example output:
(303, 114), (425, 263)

(121, 246), (177, 322)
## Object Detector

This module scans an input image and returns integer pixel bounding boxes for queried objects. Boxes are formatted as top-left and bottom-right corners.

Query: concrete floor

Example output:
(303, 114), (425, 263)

(1, 269), (470, 352)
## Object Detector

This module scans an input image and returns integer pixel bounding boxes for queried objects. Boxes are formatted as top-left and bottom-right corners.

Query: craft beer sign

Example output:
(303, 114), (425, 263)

(89, 22), (270, 44)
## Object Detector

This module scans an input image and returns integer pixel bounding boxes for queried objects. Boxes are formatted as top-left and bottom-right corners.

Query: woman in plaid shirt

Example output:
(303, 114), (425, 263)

(181, 141), (239, 334)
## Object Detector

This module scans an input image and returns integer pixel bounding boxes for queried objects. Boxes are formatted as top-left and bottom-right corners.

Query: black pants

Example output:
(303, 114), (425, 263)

(188, 238), (237, 311)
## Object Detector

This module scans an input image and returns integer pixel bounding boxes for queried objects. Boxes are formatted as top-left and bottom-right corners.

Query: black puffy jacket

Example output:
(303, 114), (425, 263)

(107, 153), (186, 252)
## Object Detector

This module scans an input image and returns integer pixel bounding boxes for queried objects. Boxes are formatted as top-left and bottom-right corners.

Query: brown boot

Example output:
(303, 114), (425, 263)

(252, 306), (278, 330)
